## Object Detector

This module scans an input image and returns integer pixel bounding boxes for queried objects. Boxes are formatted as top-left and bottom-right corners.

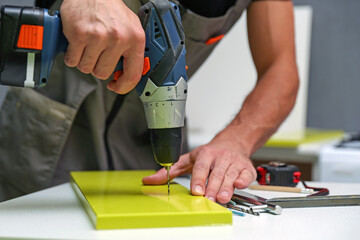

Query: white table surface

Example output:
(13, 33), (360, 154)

(0, 177), (359, 240)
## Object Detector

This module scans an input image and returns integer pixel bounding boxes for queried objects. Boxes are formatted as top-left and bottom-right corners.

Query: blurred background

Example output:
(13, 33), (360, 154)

(293, 0), (360, 131)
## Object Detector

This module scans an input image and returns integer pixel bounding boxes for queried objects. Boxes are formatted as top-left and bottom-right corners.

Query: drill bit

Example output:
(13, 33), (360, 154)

(165, 166), (171, 195)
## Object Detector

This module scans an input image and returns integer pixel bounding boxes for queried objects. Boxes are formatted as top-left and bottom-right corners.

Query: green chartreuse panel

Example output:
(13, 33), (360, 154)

(265, 128), (344, 148)
(71, 170), (232, 229)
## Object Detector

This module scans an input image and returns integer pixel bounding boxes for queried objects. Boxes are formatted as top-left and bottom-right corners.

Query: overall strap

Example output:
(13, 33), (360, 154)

(140, 0), (186, 16)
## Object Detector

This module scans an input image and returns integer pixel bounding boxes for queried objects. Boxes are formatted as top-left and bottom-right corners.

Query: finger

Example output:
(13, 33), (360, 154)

(204, 160), (231, 202)
(142, 168), (168, 185)
(107, 47), (144, 94)
(234, 168), (256, 189)
(76, 42), (106, 75)
(92, 47), (122, 80)
(142, 153), (192, 185)
(216, 166), (241, 204)
(190, 151), (214, 196)
(64, 42), (85, 67)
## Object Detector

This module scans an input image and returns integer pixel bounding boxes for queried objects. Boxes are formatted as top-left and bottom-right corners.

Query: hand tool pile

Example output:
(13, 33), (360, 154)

(227, 191), (282, 216)
(226, 189), (360, 216)
(226, 161), (360, 216)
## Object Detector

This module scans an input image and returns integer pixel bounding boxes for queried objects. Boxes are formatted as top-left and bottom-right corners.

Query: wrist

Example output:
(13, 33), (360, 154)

(210, 125), (253, 158)
(211, 121), (276, 158)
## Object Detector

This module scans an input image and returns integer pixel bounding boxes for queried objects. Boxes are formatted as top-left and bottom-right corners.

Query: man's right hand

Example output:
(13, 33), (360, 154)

(60, 0), (145, 94)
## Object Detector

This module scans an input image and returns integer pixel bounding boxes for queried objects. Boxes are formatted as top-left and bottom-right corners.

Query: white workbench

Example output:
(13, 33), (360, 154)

(0, 177), (359, 240)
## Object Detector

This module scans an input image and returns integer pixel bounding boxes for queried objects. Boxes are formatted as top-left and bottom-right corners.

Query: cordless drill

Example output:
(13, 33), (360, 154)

(0, 0), (188, 194)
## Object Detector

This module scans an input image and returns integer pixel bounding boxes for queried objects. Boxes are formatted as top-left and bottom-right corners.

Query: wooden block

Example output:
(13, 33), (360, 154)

(71, 170), (232, 229)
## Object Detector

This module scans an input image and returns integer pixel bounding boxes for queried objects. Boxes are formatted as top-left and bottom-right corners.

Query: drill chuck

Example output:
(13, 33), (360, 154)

(150, 128), (182, 166)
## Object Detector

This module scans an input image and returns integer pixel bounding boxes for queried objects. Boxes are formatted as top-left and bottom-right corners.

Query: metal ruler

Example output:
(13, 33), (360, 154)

(267, 195), (360, 208)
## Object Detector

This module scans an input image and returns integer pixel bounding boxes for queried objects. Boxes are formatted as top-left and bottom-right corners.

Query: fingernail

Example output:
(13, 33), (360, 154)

(193, 185), (204, 195)
(219, 191), (229, 198)
(207, 196), (216, 202)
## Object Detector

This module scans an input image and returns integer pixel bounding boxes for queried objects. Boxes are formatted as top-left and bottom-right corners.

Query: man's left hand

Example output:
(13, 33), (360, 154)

(142, 137), (256, 204)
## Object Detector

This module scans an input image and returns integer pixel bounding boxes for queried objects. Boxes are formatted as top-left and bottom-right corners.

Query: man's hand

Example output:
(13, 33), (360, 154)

(142, 131), (257, 204)
(60, 0), (145, 94)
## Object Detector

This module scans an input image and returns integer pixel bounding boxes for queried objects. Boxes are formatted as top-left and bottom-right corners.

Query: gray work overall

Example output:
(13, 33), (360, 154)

(0, 0), (251, 201)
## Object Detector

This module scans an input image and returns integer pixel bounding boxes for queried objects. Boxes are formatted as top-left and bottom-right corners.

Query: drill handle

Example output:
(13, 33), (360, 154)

(114, 0), (187, 97)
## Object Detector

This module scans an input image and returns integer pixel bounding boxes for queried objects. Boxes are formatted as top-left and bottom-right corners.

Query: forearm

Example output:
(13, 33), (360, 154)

(210, 0), (299, 157)
(212, 59), (299, 157)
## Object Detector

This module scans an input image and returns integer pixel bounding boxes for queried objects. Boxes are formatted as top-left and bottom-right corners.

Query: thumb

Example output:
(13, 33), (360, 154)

(142, 168), (168, 185)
